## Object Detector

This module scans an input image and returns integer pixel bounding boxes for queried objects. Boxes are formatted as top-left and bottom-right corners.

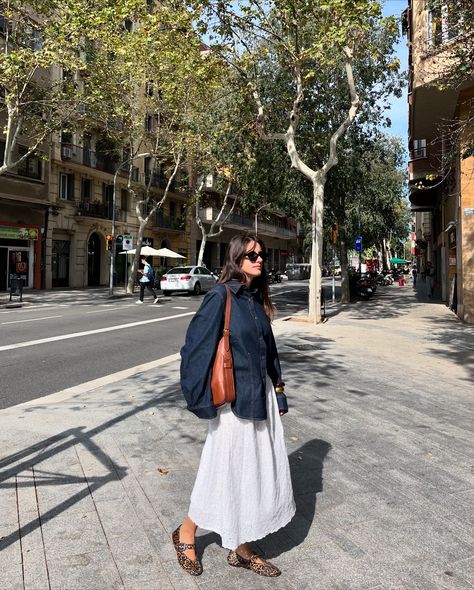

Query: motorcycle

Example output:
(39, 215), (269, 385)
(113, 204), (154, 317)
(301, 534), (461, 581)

(349, 273), (375, 299)
(268, 268), (282, 283)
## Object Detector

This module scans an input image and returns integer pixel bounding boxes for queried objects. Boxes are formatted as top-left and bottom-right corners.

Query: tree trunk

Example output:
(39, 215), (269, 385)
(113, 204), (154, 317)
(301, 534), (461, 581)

(308, 178), (324, 323)
(339, 224), (351, 303)
(126, 222), (147, 294)
(197, 233), (207, 267)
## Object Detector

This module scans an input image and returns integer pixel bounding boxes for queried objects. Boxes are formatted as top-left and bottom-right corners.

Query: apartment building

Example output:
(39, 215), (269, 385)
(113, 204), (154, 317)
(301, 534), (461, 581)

(406, 0), (474, 323)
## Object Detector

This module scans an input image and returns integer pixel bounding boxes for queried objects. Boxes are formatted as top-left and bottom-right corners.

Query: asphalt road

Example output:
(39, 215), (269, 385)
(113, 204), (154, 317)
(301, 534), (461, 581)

(0, 281), (311, 409)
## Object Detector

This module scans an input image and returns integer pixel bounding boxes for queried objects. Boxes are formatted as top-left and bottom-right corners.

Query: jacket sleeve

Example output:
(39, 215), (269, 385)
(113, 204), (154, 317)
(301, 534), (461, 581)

(180, 286), (226, 418)
(267, 327), (284, 388)
(267, 328), (288, 414)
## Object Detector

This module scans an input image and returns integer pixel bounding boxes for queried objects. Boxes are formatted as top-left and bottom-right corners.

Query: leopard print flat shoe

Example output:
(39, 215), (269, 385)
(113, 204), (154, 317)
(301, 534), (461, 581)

(227, 550), (281, 577)
(172, 526), (203, 576)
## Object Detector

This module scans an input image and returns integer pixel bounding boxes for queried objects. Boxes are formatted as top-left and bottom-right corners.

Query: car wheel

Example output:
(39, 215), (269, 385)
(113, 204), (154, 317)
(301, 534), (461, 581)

(193, 282), (202, 295)
(163, 290), (171, 296)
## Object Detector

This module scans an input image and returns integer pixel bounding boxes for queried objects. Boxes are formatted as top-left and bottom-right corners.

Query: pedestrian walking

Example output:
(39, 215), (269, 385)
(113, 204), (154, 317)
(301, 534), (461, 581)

(173, 234), (295, 578)
(412, 266), (418, 287)
(425, 261), (435, 297)
(136, 255), (159, 304)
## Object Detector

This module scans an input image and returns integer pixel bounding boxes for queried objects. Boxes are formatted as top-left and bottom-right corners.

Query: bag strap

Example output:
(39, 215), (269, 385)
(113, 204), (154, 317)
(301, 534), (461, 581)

(223, 285), (231, 352)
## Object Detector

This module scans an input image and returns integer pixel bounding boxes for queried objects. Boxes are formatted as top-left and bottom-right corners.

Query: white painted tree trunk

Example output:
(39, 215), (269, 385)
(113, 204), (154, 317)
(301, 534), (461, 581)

(309, 180), (325, 323)
(197, 234), (207, 267)
(252, 49), (360, 324)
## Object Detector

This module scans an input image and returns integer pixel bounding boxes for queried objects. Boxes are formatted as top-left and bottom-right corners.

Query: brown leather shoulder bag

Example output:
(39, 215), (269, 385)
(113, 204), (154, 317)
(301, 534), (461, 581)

(211, 285), (235, 407)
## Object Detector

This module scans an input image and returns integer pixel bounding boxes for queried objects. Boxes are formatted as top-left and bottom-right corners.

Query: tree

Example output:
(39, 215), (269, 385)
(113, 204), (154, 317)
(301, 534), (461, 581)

(200, 0), (402, 322)
(101, 2), (226, 292)
(0, 0), (132, 174)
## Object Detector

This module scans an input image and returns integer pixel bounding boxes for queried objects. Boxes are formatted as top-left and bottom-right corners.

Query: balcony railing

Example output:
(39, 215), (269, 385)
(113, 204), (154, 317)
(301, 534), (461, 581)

(76, 200), (121, 220)
(410, 146), (427, 161)
(155, 214), (185, 231)
(198, 207), (297, 239)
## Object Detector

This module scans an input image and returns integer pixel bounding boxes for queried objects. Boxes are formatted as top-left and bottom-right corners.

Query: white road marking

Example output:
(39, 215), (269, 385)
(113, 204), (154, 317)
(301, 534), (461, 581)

(0, 311), (195, 352)
(8, 353), (181, 409)
(271, 289), (304, 296)
(1, 315), (63, 325)
(172, 306), (189, 310)
(0, 305), (66, 314)
(86, 306), (126, 314)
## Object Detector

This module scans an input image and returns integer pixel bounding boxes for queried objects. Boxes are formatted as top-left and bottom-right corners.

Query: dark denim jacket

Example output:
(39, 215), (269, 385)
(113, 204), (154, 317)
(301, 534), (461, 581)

(180, 280), (285, 421)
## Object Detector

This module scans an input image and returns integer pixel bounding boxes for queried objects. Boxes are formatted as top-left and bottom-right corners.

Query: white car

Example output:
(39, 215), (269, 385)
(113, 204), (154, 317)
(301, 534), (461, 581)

(160, 266), (217, 296)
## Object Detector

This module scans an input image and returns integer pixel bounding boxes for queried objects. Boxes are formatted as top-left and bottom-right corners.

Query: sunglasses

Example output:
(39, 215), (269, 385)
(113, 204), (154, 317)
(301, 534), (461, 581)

(244, 250), (267, 263)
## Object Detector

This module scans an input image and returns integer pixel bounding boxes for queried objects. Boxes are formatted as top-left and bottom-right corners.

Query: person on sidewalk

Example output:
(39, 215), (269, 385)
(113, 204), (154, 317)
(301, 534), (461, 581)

(136, 255), (159, 304)
(425, 261), (435, 297)
(411, 265), (418, 287)
(173, 234), (295, 578)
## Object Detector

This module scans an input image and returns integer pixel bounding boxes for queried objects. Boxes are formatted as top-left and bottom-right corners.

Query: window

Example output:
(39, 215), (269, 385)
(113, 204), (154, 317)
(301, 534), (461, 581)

(169, 201), (176, 220)
(412, 139), (427, 160)
(427, 3), (463, 48)
(121, 188), (129, 211)
(59, 173), (74, 200)
(81, 178), (91, 200)
(122, 19), (133, 32)
(144, 156), (152, 177)
(0, 14), (9, 33)
(103, 183), (114, 218)
(145, 114), (154, 132)
(17, 147), (42, 180)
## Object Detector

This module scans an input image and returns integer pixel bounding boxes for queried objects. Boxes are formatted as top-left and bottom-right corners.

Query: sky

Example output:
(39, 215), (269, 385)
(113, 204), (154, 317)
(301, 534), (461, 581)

(382, 0), (409, 143)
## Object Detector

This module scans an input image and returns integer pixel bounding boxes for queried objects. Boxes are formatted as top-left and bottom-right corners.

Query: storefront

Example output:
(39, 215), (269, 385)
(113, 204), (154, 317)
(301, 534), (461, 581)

(0, 224), (41, 291)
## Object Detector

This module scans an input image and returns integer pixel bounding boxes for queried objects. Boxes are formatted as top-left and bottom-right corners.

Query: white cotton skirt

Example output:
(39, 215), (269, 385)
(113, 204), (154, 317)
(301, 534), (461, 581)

(188, 376), (296, 550)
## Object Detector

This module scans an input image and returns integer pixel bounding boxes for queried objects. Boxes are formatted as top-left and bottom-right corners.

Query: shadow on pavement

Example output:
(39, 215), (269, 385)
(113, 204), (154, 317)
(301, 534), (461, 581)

(0, 379), (186, 551)
(258, 438), (332, 558)
(423, 315), (474, 383)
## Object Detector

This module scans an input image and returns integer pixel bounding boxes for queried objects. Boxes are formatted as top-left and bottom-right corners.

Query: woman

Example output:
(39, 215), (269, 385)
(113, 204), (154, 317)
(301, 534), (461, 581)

(173, 234), (295, 577)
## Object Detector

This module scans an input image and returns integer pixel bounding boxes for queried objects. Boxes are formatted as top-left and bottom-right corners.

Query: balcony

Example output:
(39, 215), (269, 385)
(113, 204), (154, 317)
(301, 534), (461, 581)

(155, 214), (185, 232)
(76, 200), (122, 220)
(198, 208), (297, 239)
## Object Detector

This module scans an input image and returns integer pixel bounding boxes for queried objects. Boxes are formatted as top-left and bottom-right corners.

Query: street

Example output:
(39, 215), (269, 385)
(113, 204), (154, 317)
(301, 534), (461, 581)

(0, 281), (310, 409)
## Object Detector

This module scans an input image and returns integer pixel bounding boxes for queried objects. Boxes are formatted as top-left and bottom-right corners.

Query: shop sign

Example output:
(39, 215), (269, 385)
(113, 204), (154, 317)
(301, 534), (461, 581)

(0, 226), (38, 240)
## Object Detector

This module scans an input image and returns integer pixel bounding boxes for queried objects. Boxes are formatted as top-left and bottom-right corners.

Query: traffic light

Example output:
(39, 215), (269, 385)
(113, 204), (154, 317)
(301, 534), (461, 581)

(106, 234), (113, 252)
(331, 224), (339, 245)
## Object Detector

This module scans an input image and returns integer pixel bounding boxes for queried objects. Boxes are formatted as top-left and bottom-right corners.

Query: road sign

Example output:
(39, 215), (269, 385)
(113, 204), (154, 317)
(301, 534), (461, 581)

(122, 233), (133, 251)
(355, 236), (362, 252)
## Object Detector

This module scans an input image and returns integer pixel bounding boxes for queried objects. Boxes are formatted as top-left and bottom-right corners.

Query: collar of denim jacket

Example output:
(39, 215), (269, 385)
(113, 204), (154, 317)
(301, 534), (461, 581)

(224, 279), (260, 298)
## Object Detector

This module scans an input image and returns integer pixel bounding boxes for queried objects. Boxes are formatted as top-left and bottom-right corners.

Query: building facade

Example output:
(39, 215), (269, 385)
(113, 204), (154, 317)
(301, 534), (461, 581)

(406, 0), (474, 323)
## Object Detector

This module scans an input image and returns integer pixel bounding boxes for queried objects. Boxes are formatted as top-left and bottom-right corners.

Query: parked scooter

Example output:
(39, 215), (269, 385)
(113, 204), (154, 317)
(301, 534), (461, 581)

(268, 268), (282, 283)
(349, 273), (375, 299)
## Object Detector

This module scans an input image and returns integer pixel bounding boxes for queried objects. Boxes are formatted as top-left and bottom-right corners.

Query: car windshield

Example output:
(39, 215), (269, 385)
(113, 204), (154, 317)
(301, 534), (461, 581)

(167, 267), (193, 274)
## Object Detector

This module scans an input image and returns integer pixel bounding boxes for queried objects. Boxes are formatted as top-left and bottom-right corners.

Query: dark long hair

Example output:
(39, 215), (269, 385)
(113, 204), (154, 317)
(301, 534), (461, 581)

(218, 234), (275, 321)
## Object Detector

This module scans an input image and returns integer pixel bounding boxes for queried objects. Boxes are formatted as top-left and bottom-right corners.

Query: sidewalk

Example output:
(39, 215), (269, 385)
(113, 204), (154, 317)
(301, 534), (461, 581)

(0, 287), (131, 308)
(1, 284), (473, 589)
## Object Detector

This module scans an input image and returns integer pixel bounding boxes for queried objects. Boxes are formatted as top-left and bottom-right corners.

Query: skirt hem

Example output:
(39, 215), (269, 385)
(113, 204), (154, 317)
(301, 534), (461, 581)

(188, 505), (296, 551)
